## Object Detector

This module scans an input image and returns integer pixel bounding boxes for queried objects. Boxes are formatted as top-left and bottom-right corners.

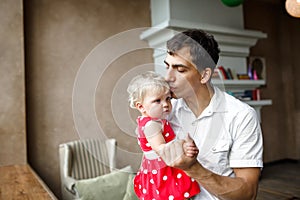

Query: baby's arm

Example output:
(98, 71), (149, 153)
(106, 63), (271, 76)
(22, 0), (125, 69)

(183, 135), (199, 158)
(144, 120), (166, 152)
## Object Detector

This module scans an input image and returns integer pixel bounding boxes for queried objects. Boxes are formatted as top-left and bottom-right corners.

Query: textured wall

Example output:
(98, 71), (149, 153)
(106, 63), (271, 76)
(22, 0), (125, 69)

(0, 0), (26, 165)
(24, 0), (151, 198)
(244, 0), (300, 162)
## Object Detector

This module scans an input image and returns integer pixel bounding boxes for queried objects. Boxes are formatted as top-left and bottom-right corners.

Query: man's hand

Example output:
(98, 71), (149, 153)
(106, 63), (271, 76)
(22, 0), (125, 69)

(157, 134), (198, 170)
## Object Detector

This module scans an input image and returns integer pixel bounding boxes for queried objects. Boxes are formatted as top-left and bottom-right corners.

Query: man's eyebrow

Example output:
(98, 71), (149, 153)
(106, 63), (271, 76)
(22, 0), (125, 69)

(174, 64), (189, 68)
(164, 60), (189, 68)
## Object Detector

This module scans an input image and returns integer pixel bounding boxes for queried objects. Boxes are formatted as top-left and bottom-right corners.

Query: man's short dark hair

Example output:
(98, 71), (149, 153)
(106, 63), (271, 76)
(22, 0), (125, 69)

(167, 29), (220, 71)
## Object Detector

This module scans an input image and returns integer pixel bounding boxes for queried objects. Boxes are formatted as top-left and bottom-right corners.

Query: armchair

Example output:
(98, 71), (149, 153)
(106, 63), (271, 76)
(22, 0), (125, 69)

(59, 138), (117, 200)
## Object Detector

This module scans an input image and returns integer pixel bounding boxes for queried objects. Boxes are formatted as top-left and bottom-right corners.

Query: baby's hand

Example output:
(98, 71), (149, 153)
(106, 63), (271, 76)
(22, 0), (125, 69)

(183, 134), (199, 158)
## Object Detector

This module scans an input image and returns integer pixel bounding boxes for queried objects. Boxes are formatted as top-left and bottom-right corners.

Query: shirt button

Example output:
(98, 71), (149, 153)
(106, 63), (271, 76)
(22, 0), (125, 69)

(212, 147), (216, 151)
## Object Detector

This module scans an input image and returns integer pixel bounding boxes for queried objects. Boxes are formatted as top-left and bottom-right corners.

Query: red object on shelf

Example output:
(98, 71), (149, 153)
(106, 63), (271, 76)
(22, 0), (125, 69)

(252, 89), (261, 100)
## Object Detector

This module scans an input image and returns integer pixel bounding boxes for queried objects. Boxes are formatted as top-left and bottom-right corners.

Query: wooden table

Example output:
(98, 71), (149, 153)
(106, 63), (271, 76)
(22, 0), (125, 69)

(0, 164), (57, 200)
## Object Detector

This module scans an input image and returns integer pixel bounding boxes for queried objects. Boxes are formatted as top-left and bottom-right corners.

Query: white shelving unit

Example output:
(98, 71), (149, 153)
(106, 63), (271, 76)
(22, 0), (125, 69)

(212, 79), (265, 91)
(244, 99), (272, 106)
(212, 79), (272, 121)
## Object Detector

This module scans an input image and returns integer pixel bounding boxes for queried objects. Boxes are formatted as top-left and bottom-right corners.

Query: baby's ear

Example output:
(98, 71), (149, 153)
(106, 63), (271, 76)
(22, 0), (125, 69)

(135, 102), (144, 112)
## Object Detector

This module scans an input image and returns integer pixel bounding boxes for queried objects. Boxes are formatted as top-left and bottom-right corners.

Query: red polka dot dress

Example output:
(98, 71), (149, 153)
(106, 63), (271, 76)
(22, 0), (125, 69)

(134, 116), (200, 200)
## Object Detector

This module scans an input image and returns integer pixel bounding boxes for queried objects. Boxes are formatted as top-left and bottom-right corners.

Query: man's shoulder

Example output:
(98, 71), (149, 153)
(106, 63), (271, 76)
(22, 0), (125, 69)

(223, 92), (254, 112)
(222, 92), (260, 126)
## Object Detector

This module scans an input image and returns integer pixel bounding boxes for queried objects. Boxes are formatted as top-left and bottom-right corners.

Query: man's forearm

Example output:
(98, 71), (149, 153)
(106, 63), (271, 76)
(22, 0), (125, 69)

(184, 162), (258, 200)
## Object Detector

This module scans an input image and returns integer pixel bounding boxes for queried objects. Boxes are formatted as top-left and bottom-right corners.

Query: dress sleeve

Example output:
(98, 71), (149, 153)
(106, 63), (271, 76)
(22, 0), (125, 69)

(144, 120), (163, 138)
(229, 107), (264, 168)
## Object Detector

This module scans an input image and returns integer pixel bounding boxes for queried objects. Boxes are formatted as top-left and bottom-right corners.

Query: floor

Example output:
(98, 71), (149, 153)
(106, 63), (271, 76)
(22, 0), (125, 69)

(256, 160), (300, 200)
(0, 161), (298, 200)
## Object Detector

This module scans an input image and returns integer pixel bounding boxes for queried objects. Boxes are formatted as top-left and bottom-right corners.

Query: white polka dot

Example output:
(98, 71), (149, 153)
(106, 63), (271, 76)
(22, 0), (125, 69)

(143, 169), (148, 174)
(177, 173), (182, 179)
(176, 182), (178, 186)
(168, 195), (174, 200)
(156, 189), (159, 194)
(191, 178), (195, 182)
(146, 143), (151, 147)
(184, 192), (190, 198)
(165, 132), (170, 137)
(163, 175), (168, 181)
(152, 169), (157, 174)
(157, 158), (161, 161)
(139, 185), (142, 189)
(150, 179), (154, 184)
(142, 188), (147, 194)
(142, 126), (145, 131)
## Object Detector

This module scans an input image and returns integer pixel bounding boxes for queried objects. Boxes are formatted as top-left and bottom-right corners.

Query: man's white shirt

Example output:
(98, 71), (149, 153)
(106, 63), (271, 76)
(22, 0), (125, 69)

(168, 86), (263, 199)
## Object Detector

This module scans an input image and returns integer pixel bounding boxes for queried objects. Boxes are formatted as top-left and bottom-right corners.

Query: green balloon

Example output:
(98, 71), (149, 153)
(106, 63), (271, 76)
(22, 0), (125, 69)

(221, 0), (244, 7)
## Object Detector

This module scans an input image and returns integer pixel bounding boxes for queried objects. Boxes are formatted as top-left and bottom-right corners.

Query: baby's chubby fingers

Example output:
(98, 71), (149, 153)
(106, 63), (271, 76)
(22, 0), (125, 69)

(183, 133), (199, 157)
(185, 148), (198, 157)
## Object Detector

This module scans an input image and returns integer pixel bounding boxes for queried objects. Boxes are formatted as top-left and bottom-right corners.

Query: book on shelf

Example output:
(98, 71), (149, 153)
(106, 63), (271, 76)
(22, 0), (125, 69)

(214, 66), (237, 80)
(226, 68), (234, 79)
(218, 66), (229, 79)
(214, 65), (263, 81)
(237, 73), (251, 80)
(227, 89), (261, 101)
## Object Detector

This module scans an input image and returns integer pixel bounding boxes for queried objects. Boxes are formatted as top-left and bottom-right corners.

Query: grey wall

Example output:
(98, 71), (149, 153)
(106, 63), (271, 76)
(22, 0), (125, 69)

(0, 0), (26, 166)
(24, 0), (152, 198)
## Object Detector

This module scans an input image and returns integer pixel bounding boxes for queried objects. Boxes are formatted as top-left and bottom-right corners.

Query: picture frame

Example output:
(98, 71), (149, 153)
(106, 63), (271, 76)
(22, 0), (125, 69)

(247, 56), (266, 80)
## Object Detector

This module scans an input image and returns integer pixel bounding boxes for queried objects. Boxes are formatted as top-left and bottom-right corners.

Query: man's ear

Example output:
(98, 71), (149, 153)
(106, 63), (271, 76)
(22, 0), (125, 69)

(200, 68), (212, 84)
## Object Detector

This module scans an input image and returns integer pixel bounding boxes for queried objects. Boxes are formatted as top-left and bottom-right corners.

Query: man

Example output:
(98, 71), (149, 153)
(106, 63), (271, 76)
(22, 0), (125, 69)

(158, 29), (263, 200)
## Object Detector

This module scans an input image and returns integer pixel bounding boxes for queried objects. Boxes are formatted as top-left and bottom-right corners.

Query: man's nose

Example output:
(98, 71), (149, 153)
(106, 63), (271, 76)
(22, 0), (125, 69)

(165, 68), (174, 82)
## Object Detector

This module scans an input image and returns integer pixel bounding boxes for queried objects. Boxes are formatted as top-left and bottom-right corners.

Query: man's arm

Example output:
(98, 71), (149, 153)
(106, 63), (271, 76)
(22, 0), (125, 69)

(158, 137), (260, 200)
(184, 162), (260, 200)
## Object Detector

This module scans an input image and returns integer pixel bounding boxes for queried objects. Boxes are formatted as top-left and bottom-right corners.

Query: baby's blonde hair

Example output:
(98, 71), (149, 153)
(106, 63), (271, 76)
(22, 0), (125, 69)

(127, 71), (170, 108)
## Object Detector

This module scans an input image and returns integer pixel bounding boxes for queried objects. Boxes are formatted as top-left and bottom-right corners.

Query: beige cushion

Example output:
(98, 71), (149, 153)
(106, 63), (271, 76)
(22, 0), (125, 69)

(75, 166), (134, 200)
(123, 173), (138, 200)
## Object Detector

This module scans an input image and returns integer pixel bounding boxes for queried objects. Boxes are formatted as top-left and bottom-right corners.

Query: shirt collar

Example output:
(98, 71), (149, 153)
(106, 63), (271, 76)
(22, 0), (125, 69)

(176, 86), (228, 115)
(209, 86), (228, 113)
